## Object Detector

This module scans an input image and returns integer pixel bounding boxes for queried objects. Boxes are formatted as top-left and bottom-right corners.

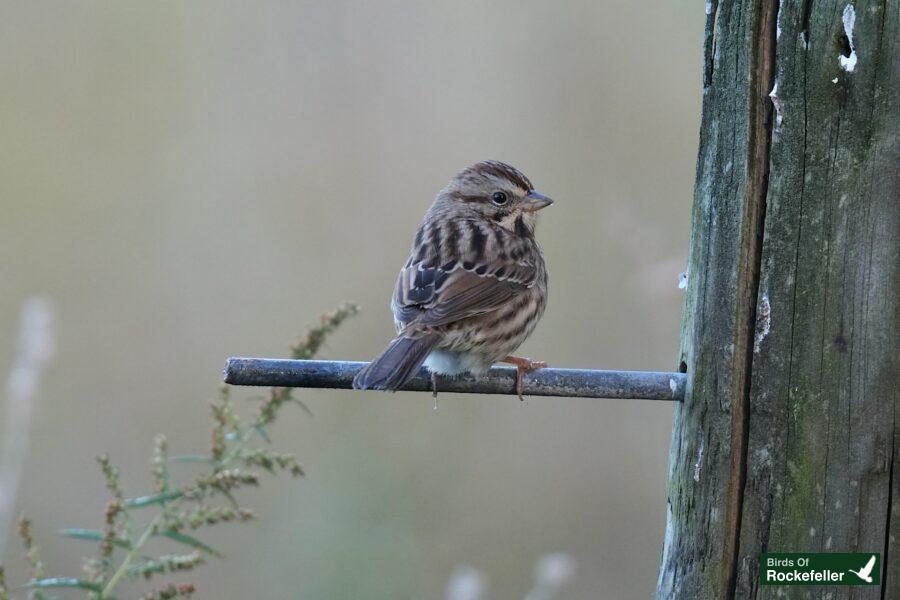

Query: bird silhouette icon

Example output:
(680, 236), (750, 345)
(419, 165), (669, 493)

(848, 555), (877, 583)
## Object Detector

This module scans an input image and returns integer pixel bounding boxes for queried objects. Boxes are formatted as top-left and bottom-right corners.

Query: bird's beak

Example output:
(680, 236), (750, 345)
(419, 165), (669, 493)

(522, 190), (553, 212)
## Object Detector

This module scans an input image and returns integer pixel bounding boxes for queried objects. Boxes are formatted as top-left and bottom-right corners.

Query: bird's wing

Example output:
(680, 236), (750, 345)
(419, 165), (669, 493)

(392, 257), (537, 330)
(861, 555), (876, 576)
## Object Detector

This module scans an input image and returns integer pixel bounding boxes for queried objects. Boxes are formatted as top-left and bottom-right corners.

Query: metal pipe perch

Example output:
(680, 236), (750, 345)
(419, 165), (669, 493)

(224, 358), (685, 401)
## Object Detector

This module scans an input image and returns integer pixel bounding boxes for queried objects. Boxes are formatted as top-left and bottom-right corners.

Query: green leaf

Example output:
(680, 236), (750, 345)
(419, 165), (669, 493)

(57, 529), (131, 549)
(24, 578), (102, 592)
(171, 455), (211, 463)
(123, 490), (183, 508)
(159, 530), (222, 557)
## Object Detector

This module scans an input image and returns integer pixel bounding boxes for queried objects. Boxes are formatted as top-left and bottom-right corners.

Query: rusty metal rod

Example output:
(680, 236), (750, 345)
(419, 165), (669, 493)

(224, 358), (685, 401)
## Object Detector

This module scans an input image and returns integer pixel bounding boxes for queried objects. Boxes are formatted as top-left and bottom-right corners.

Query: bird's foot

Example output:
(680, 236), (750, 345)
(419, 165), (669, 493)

(500, 356), (548, 400)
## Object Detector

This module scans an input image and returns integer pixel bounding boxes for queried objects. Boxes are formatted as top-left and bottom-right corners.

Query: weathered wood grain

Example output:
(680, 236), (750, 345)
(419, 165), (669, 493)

(657, 0), (898, 598)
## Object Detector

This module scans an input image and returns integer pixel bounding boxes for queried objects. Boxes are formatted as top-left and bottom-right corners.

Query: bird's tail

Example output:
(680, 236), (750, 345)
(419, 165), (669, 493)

(353, 333), (440, 391)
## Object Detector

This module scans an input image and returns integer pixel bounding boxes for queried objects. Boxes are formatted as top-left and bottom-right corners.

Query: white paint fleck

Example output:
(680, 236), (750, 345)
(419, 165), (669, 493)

(835, 500), (842, 510)
(754, 293), (772, 353)
(705, 0), (713, 15)
(724, 160), (733, 173)
(694, 438), (705, 482)
(839, 4), (858, 72)
(769, 80), (784, 126)
(669, 378), (678, 397)
(825, 536), (833, 549)
(832, 77), (839, 83)
(678, 269), (689, 290)
(809, 527), (817, 537)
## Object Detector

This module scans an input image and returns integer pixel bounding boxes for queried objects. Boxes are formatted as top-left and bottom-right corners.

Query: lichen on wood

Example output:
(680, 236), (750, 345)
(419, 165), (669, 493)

(657, 0), (898, 598)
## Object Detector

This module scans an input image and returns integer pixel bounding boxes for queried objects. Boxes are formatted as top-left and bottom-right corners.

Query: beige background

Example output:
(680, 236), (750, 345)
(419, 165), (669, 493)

(0, 2), (702, 598)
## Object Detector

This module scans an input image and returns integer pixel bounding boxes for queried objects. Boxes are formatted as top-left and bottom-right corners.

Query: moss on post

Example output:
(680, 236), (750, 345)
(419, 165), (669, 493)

(657, 1), (898, 598)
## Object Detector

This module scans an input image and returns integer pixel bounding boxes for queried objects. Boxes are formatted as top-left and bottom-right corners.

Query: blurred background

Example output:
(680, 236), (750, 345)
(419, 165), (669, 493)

(0, 2), (702, 598)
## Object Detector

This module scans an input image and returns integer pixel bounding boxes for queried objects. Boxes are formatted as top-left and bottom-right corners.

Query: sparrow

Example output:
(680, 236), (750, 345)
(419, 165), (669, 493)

(353, 160), (552, 399)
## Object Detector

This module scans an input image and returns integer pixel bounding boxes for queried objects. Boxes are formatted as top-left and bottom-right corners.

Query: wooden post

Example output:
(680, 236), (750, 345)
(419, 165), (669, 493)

(657, 0), (898, 598)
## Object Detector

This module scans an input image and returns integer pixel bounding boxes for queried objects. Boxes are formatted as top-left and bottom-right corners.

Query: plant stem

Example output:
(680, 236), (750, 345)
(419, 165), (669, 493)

(102, 422), (256, 597)
(100, 513), (163, 599)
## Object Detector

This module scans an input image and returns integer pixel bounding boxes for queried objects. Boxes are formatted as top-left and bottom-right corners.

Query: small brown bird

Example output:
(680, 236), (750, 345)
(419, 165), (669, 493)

(353, 160), (552, 399)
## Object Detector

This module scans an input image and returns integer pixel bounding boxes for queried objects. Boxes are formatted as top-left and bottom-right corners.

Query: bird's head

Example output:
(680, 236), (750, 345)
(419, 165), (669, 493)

(436, 160), (553, 236)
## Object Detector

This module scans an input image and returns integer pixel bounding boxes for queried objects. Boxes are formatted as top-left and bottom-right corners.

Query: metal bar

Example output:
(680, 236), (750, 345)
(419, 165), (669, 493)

(224, 358), (685, 401)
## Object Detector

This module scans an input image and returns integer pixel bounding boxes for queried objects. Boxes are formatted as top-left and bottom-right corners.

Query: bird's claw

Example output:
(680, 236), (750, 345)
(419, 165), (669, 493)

(502, 356), (548, 400)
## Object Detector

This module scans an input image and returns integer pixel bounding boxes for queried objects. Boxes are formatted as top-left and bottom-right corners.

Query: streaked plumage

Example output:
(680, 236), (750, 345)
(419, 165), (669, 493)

(353, 160), (552, 398)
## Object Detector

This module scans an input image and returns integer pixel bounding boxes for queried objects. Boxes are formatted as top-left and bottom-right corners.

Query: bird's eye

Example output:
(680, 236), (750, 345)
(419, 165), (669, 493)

(491, 191), (508, 205)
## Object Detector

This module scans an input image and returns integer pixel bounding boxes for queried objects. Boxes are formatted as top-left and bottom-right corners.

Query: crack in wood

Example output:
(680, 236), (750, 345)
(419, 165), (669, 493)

(658, 1), (898, 597)
(721, 2), (780, 597)
(882, 418), (896, 597)
(704, 0), (720, 89)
